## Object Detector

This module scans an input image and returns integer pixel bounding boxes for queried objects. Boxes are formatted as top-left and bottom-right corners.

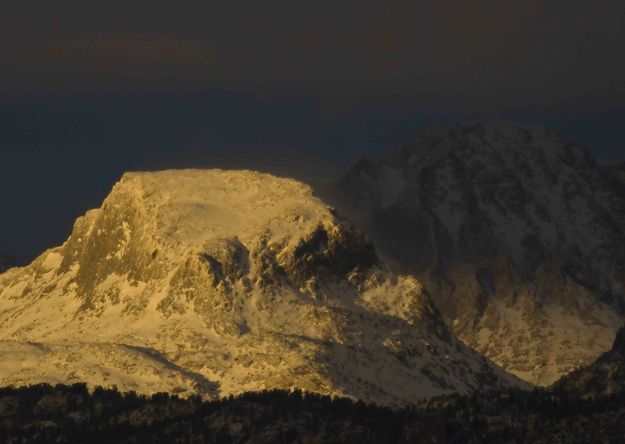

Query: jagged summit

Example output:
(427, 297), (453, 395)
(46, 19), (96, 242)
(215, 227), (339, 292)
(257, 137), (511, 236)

(57, 169), (377, 314)
(0, 169), (524, 405)
(338, 122), (625, 385)
(359, 122), (589, 172)
(343, 122), (619, 276)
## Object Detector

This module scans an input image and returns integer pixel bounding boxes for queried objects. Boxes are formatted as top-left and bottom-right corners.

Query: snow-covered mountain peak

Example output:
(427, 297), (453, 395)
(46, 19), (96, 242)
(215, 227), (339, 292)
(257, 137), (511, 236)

(343, 122), (625, 286)
(383, 122), (587, 167)
(0, 169), (523, 405)
(56, 169), (377, 310)
(350, 122), (596, 211)
(338, 122), (625, 385)
(98, 169), (333, 248)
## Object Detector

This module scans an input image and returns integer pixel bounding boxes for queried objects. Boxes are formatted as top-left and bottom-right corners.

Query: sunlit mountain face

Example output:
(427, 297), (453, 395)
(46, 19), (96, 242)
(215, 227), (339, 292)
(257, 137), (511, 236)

(2, 1), (625, 439)
(0, 169), (526, 406)
(1, 122), (624, 441)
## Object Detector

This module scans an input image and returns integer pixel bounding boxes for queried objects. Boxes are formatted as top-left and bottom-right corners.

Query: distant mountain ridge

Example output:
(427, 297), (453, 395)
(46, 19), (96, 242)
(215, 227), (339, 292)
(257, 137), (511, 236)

(336, 122), (625, 385)
(0, 169), (524, 405)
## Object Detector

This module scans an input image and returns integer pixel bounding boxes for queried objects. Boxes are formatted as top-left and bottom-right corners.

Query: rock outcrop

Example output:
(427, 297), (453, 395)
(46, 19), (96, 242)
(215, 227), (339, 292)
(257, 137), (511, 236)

(552, 326), (625, 397)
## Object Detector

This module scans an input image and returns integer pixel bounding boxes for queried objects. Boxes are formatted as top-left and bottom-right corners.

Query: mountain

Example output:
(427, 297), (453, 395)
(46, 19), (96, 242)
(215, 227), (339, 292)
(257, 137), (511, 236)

(552, 326), (625, 398)
(613, 161), (625, 186)
(336, 122), (625, 386)
(0, 169), (524, 406)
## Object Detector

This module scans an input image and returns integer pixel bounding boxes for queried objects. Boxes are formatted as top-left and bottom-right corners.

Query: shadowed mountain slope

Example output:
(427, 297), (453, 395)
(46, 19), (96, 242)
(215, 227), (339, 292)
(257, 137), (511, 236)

(337, 122), (625, 385)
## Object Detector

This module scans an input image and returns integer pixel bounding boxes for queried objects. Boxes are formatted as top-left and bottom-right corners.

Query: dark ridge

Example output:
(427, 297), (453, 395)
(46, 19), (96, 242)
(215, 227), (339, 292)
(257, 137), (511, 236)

(1, 384), (625, 443)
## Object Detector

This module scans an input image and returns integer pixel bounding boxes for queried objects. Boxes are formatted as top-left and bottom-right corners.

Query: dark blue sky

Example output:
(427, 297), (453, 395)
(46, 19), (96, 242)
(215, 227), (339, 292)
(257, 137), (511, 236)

(1, 0), (624, 262)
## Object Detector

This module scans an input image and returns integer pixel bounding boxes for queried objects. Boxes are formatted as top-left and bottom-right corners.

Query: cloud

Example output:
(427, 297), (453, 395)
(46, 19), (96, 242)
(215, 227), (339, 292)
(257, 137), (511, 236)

(1, 33), (219, 93)
(1, 0), (623, 111)
(35, 34), (217, 71)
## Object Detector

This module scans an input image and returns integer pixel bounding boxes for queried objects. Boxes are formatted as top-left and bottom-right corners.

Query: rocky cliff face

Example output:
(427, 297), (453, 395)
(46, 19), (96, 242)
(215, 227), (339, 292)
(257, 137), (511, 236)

(0, 169), (524, 405)
(337, 122), (625, 385)
(552, 326), (625, 397)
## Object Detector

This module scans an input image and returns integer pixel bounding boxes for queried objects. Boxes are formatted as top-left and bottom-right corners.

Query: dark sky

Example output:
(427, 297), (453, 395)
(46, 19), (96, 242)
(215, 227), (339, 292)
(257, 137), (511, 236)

(1, 0), (624, 262)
